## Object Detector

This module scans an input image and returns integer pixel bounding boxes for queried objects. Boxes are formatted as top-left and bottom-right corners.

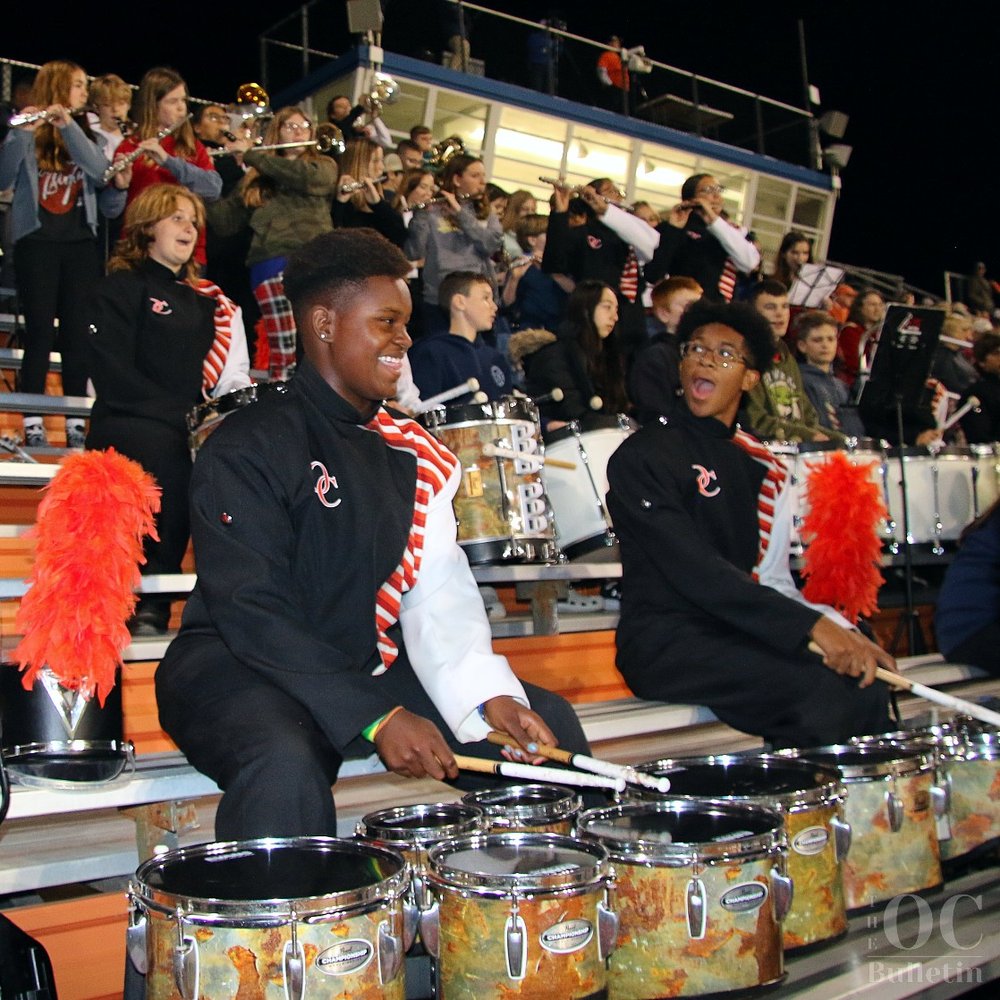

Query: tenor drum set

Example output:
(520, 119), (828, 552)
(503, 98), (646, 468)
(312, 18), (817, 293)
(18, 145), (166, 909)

(122, 702), (1000, 998)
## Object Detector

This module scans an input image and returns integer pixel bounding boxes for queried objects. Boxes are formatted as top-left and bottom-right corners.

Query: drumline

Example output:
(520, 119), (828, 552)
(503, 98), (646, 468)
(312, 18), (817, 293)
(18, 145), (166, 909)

(125, 708), (1000, 998)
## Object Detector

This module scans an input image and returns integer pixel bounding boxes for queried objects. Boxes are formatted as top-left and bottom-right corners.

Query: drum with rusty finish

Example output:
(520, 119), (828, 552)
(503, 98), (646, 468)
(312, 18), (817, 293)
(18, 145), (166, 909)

(419, 832), (616, 999)
(632, 754), (850, 950)
(128, 837), (408, 1000)
(577, 799), (791, 998)
(462, 783), (582, 835)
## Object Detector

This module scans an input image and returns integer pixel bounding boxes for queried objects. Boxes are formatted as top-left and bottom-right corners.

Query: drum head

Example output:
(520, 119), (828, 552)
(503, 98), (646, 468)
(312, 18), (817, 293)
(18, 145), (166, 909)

(793, 744), (930, 778)
(135, 838), (405, 908)
(359, 802), (483, 846)
(3, 740), (133, 786)
(577, 800), (783, 864)
(462, 784), (581, 824)
(636, 756), (840, 806)
(428, 833), (606, 893)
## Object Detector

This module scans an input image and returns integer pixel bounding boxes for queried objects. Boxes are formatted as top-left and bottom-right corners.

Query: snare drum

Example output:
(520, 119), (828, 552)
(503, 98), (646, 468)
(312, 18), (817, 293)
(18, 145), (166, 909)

(186, 383), (287, 457)
(633, 755), (849, 950)
(128, 837), (408, 1000)
(542, 416), (634, 560)
(577, 800), (790, 998)
(791, 745), (942, 910)
(462, 784), (582, 835)
(420, 397), (558, 563)
(420, 832), (616, 999)
(945, 718), (1000, 860)
(884, 446), (978, 548)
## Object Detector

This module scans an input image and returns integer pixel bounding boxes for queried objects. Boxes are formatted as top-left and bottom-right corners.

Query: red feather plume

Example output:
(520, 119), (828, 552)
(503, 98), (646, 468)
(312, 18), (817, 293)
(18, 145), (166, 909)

(10, 449), (161, 705)
(799, 451), (885, 624)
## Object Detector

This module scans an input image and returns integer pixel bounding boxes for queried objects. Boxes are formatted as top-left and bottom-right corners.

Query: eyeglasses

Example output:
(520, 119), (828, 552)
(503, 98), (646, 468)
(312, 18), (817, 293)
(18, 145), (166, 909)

(282, 121), (312, 132)
(680, 341), (748, 368)
(695, 184), (725, 196)
(205, 114), (229, 124)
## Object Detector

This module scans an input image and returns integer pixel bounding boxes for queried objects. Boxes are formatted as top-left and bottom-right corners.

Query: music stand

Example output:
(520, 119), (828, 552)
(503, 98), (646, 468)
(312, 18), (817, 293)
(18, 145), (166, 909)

(788, 263), (845, 308)
(857, 305), (946, 654)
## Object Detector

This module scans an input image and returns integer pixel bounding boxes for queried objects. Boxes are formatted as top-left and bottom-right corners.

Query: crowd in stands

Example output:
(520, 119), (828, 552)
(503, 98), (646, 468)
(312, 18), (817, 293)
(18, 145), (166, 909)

(4, 60), (1000, 480)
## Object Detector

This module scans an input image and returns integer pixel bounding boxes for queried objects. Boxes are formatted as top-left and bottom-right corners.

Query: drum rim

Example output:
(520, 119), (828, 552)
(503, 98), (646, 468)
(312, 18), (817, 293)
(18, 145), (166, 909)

(419, 395), (539, 430)
(131, 836), (408, 922)
(358, 802), (485, 845)
(3, 739), (135, 788)
(425, 831), (608, 894)
(788, 744), (934, 779)
(544, 415), (633, 447)
(576, 799), (786, 865)
(462, 783), (582, 824)
(632, 754), (845, 811)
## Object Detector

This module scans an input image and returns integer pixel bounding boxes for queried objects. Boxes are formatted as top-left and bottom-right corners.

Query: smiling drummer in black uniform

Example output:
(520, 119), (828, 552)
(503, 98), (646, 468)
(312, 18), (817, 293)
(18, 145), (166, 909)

(607, 300), (895, 748)
(155, 228), (588, 841)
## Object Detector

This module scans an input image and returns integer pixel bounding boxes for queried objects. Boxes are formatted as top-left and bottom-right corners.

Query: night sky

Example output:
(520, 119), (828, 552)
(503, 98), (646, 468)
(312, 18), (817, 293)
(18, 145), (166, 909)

(5, 1), (992, 295)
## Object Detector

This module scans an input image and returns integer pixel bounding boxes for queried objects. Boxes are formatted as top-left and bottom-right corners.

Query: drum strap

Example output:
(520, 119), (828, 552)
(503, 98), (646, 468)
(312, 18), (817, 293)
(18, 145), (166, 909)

(732, 429), (789, 581)
(366, 410), (459, 673)
(193, 279), (239, 397)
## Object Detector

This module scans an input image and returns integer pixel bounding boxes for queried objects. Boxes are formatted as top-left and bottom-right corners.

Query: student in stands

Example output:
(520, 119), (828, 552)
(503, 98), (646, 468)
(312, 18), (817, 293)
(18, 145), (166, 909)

(646, 172), (760, 304)
(0, 59), (125, 449)
(795, 310), (867, 438)
(628, 276), (703, 424)
(837, 288), (885, 387)
(86, 184), (251, 634)
(772, 230), (812, 291)
(396, 138), (424, 171)
(607, 300), (894, 747)
(155, 228), (588, 839)
(87, 73), (132, 159)
(333, 137), (407, 248)
(501, 213), (570, 332)
(930, 312), (978, 395)
(405, 153), (502, 335)
(408, 270), (514, 403)
(500, 189), (537, 260)
(958, 332), (1000, 443)
(743, 280), (840, 443)
(510, 279), (627, 431)
(111, 67), (221, 267)
(208, 106), (338, 381)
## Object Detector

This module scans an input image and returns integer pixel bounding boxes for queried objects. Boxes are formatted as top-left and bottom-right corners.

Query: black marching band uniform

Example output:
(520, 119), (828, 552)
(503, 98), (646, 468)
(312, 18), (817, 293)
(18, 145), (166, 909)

(607, 403), (891, 748)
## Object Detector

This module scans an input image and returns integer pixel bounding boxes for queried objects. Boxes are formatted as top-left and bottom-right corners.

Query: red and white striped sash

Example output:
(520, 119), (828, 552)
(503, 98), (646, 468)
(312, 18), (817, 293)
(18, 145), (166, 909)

(366, 409), (460, 673)
(193, 278), (239, 397)
(732, 429), (788, 579)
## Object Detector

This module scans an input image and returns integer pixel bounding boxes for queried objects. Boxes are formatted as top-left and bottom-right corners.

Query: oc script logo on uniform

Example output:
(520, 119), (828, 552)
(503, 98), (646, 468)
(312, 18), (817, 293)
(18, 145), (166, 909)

(311, 460), (342, 508)
(149, 297), (172, 315)
(692, 464), (720, 498)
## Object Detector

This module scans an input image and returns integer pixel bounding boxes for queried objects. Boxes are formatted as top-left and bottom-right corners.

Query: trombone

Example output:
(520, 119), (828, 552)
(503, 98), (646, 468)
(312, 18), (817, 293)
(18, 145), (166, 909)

(208, 133), (339, 158)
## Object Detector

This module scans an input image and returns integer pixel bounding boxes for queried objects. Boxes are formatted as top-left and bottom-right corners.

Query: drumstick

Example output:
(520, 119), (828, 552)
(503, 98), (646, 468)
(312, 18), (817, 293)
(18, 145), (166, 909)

(487, 732), (671, 793)
(939, 395), (980, 432)
(482, 443), (577, 470)
(414, 378), (480, 413)
(874, 667), (1000, 729)
(808, 641), (1000, 728)
(453, 753), (626, 792)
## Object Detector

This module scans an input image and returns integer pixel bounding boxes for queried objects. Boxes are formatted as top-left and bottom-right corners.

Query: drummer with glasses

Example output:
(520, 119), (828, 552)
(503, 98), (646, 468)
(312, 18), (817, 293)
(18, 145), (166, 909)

(86, 183), (251, 635)
(607, 300), (895, 749)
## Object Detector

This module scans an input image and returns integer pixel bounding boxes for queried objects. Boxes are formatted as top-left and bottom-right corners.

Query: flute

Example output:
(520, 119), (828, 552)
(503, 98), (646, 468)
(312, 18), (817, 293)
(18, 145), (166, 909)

(453, 753), (626, 793)
(102, 117), (188, 183)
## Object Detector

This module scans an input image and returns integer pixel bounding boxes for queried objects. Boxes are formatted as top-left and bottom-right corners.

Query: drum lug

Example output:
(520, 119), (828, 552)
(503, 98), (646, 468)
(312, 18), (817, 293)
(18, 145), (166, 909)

(831, 817), (852, 862)
(125, 898), (147, 975)
(173, 931), (199, 1000)
(402, 898), (419, 951)
(504, 900), (528, 980)
(771, 868), (794, 923)
(378, 917), (404, 985)
(418, 899), (440, 958)
(685, 876), (707, 940)
(597, 899), (619, 960)
(281, 926), (305, 1000)
(885, 789), (905, 832)
(932, 773), (953, 842)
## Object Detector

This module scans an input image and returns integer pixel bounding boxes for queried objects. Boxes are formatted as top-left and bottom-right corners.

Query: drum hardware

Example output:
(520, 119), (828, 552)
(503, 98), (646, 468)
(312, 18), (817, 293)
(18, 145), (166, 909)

(413, 377), (479, 414)
(482, 442), (576, 470)
(462, 784), (581, 835)
(187, 383), (286, 457)
(339, 172), (388, 193)
(453, 752), (626, 792)
(487, 730), (670, 793)
(102, 116), (188, 183)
